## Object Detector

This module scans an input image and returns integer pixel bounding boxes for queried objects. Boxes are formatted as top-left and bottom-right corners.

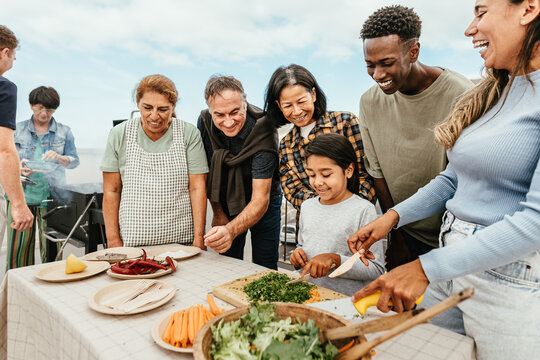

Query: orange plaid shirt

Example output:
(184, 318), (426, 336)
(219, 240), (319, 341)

(279, 111), (376, 227)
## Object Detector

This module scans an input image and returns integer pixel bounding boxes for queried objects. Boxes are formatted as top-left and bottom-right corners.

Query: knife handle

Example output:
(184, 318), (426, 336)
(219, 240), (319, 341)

(353, 291), (424, 315)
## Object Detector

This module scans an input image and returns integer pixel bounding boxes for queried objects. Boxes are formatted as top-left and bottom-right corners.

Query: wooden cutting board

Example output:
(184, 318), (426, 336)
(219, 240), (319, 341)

(212, 269), (348, 307)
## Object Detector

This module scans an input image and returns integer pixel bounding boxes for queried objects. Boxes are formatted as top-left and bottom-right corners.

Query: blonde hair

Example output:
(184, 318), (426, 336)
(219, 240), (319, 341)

(434, 69), (509, 148)
(435, 0), (540, 149)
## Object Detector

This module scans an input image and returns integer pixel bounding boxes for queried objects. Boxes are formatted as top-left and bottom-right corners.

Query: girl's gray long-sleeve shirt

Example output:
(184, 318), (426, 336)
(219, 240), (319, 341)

(298, 194), (386, 296)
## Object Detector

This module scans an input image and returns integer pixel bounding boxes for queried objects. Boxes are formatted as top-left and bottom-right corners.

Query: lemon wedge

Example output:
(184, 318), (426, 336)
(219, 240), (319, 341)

(65, 253), (87, 274)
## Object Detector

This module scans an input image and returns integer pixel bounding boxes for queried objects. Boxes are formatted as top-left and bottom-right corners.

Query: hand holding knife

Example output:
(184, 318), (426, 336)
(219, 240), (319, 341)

(287, 249), (369, 285)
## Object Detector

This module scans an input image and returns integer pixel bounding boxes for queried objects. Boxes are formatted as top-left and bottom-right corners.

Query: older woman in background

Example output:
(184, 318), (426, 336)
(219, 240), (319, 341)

(101, 74), (208, 248)
(264, 64), (375, 235)
(8, 86), (79, 269)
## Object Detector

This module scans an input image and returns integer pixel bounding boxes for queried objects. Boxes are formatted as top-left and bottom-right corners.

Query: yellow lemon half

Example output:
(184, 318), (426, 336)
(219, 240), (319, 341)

(65, 253), (87, 274)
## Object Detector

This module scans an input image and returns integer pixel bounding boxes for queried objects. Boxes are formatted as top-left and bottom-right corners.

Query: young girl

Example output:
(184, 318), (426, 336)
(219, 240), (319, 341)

(290, 133), (385, 295)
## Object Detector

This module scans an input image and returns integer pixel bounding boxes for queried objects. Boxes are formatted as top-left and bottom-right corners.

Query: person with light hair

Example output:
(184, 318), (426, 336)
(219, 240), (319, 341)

(349, 1), (540, 358)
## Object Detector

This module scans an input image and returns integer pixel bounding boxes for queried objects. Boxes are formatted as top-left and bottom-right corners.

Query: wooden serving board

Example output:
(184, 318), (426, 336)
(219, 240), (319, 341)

(212, 269), (348, 307)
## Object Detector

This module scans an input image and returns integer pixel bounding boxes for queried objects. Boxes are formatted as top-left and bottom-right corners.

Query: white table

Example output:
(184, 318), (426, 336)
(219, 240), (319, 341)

(0, 250), (475, 359)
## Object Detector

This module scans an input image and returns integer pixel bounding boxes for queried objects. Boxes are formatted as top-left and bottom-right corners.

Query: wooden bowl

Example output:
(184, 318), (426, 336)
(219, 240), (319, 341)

(193, 302), (370, 360)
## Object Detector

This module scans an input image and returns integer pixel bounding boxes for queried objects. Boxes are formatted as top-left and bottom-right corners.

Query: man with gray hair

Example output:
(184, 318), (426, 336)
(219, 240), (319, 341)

(197, 75), (281, 269)
(0, 25), (33, 244)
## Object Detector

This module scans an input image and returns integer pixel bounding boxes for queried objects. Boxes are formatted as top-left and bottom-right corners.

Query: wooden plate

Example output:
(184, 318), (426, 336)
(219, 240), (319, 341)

(35, 260), (109, 282)
(82, 247), (143, 263)
(106, 259), (178, 279)
(145, 244), (201, 260)
(152, 307), (193, 353)
(88, 279), (175, 315)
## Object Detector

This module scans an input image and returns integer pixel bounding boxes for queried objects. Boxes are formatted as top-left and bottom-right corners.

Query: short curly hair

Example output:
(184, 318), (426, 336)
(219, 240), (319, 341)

(0, 25), (18, 51)
(360, 5), (421, 42)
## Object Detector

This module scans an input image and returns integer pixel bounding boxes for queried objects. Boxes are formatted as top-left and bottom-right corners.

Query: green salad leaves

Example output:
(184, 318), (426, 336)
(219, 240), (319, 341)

(210, 303), (340, 360)
(244, 272), (315, 304)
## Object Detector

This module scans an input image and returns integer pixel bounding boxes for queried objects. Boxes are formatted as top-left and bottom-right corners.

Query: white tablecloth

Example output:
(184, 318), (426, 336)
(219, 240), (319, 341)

(0, 249), (475, 359)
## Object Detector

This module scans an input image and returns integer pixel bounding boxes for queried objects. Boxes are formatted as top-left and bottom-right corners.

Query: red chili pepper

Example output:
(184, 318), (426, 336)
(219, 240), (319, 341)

(141, 248), (147, 261)
(137, 260), (168, 270)
(126, 259), (140, 269)
(111, 264), (137, 275)
(165, 256), (176, 272)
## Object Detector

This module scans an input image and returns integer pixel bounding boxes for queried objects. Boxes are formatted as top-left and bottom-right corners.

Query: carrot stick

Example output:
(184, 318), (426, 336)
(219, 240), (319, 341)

(187, 306), (195, 344)
(162, 312), (175, 343)
(197, 305), (205, 334)
(180, 308), (189, 347)
(172, 311), (183, 347)
(204, 308), (214, 322)
(339, 339), (355, 352)
(207, 294), (221, 315)
(193, 305), (201, 336)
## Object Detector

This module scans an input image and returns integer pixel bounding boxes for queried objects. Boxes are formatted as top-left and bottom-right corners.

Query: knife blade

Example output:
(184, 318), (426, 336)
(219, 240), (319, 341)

(285, 273), (311, 285)
(286, 262), (338, 285)
(328, 251), (361, 278)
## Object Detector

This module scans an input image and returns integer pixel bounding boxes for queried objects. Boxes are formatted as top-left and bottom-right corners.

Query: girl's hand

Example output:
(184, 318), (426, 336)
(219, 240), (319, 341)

(290, 248), (308, 268)
(351, 259), (429, 313)
(300, 253), (340, 278)
(347, 210), (399, 265)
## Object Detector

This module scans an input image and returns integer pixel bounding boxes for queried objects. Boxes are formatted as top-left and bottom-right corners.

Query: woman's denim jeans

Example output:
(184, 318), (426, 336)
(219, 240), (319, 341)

(422, 212), (540, 360)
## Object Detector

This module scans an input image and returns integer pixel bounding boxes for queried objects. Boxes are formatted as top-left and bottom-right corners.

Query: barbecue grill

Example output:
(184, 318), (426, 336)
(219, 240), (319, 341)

(44, 182), (106, 261)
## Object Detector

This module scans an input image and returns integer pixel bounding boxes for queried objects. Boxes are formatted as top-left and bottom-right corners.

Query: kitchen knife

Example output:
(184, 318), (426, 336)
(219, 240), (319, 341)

(285, 273), (311, 285)
(353, 291), (424, 315)
(285, 263), (337, 285)
(328, 251), (361, 278)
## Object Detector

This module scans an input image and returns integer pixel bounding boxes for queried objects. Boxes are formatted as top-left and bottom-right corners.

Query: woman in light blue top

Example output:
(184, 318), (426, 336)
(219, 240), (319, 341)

(348, 1), (540, 359)
(7, 86), (79, 269)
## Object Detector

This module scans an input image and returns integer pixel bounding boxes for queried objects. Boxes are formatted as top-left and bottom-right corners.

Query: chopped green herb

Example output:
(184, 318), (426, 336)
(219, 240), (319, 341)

(244, 272), (315, 304)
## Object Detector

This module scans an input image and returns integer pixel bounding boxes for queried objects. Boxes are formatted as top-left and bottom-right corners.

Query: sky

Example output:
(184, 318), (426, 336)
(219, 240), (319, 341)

(3, 0), (485, 149)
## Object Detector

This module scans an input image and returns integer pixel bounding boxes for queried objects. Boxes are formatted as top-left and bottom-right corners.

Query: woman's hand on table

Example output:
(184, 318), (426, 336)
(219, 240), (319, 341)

(347, 209), (399, 265)
(300, 253), (341, 278)
(204, 225), (233, 253)
(193, 237), (207, 251)
(107, 236), (123, 248)
(351, 259), (429, 313)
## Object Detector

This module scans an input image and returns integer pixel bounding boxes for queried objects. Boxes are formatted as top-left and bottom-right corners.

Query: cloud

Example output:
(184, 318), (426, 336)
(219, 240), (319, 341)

(4, 0), (476, 65)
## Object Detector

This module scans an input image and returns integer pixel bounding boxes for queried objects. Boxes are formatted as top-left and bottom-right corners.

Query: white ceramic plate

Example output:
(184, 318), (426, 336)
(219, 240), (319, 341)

(106, 259), (178, 279)
(35, 260), (109, 282)
(152, 307), (194, 353)
(88, 279), (175, 315)
(82, 247), (143, 263)
(145, 244), (201, 260)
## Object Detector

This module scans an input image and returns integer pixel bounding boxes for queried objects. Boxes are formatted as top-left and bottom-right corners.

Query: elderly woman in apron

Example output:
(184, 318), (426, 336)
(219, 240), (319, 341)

(101, 74), (208, 248)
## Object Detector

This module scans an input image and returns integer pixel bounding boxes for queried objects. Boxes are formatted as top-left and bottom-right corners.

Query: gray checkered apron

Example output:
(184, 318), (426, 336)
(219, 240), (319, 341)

(119, 118), (194, 246)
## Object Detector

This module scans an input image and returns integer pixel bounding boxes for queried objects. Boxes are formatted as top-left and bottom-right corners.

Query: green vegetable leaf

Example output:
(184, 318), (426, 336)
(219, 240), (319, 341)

(244, 272), (315, 303)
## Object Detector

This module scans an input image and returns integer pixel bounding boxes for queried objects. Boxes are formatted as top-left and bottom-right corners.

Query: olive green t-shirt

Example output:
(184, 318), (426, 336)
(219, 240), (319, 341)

(100, 118), (209, 179)
(359, 68), (473, 247)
